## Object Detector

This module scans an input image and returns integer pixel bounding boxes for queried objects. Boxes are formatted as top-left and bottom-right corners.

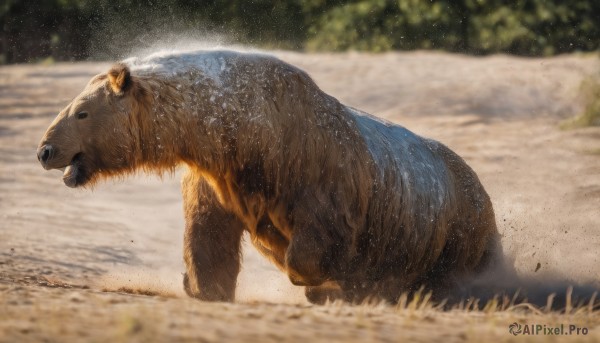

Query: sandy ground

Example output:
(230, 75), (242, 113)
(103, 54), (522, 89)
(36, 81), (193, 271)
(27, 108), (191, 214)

(1, 50), (599, 342)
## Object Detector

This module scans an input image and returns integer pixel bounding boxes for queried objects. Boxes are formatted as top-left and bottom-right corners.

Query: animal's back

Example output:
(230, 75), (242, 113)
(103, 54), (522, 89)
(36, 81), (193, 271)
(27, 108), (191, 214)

(124, 49), (304, 89)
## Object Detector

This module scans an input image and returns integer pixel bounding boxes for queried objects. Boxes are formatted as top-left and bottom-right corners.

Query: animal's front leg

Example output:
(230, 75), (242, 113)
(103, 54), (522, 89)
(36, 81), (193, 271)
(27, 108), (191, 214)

(182, 173), (245, 302)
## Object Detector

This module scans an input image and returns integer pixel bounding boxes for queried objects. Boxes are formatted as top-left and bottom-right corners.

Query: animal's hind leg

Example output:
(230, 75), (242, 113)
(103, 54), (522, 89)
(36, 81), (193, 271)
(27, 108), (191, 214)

(285, 191), (349, 287)
(285, 225), (331, 286)
(252, 211), (348, 304)
(305, 282), (346, 304)
(182, 172), (245, 302)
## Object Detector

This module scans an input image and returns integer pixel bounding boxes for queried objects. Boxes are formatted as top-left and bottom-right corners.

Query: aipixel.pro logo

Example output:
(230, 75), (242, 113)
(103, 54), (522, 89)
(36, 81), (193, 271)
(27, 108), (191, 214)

(509, 322), (589, 336)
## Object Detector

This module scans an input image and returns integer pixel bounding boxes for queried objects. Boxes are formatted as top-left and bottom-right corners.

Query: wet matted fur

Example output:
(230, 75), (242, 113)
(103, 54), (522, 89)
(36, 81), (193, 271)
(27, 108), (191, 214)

(37, 50), (500, 304)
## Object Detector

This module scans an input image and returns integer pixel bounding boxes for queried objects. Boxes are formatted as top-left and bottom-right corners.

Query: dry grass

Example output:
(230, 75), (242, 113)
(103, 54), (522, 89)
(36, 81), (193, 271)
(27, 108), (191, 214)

(561, 73), (600, 129)
(1, 281), (599, 343)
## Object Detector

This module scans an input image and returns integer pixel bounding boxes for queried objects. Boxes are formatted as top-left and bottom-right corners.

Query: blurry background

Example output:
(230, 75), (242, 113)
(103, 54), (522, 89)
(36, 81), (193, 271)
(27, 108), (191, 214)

(1, 0), (599, 64)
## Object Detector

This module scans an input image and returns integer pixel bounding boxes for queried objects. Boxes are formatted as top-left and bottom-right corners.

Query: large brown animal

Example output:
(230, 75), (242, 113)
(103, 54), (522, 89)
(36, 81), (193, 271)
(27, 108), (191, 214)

(37, 50), (500, 304)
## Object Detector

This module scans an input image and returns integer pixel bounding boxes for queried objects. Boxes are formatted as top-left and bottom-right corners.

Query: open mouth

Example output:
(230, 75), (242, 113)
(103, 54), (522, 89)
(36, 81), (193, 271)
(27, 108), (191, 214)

(62, 153), (86, 188)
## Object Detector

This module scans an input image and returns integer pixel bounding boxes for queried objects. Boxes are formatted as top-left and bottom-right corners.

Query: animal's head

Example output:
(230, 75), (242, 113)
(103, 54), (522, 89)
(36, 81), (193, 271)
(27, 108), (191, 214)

(37, 63), (144, 187)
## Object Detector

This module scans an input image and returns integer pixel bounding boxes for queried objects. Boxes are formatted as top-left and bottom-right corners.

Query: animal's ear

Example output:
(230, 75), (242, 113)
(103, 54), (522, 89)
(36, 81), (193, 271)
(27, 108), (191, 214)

(107, 63), (131, 95)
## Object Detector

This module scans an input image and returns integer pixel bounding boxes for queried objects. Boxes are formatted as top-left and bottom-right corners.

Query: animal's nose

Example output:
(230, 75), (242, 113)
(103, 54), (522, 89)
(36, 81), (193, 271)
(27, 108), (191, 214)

(37, 144), (54, 165)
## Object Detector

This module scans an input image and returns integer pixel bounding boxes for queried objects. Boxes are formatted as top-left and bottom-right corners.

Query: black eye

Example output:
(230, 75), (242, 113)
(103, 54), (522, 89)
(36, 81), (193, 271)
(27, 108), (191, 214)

(76, 111), (88, 119)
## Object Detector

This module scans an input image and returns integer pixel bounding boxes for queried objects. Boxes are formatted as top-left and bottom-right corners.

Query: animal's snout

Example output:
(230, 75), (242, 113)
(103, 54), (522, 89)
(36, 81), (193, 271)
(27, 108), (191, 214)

(37, 144), (54, 167)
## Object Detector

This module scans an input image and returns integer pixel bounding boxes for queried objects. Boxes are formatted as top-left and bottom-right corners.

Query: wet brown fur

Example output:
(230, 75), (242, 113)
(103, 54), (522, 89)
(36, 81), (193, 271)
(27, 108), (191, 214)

(38, 51), (500, 304)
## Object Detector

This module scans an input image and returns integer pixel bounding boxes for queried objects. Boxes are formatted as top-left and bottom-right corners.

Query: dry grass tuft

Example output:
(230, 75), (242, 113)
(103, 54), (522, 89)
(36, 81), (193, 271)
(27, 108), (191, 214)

(391, 287), (600, 317)
(561, 72), (600, 129)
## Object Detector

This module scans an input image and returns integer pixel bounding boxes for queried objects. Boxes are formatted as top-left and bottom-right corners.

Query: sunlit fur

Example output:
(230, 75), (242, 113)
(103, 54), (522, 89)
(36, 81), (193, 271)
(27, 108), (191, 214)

(38, 50), (500, 304)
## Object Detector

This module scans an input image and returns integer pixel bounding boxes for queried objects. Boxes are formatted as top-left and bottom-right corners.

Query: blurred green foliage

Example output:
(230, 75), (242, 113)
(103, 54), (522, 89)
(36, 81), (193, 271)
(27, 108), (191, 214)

(305, 0), (600, 55)
(1, 0), (599, 63)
